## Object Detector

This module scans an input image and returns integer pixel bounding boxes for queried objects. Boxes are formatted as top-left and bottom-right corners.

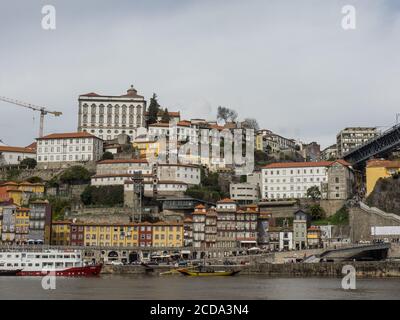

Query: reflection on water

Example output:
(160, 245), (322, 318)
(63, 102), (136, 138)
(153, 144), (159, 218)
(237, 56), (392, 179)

(1, 275), (400, 300)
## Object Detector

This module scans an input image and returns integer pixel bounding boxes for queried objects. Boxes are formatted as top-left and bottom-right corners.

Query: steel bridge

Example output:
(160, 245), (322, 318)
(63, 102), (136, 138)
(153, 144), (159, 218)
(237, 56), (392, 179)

(343, 123), (400, 168)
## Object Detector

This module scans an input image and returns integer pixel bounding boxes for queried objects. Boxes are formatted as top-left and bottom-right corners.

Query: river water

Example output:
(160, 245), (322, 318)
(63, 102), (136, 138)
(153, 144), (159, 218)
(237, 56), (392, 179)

(1, 275), (400, 300)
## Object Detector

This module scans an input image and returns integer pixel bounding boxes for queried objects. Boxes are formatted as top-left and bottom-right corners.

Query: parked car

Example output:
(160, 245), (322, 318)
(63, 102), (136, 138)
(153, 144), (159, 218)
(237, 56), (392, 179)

(110, 261), (124, 266)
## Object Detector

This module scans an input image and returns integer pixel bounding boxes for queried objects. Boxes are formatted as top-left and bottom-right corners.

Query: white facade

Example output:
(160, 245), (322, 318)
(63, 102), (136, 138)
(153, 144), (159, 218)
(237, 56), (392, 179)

(230, 183), (260, 204)
(96, 159), (151, 176)
(78, 86), (146, 141)
(36, 132), (103, 165)
(124, 181), (187, 196)
(261, 163), (329, 200)
(157, 164), (200, 186)
(92, 162), (201, 187)
(0, 146), (36, 166)
(279, 230), (293, 251)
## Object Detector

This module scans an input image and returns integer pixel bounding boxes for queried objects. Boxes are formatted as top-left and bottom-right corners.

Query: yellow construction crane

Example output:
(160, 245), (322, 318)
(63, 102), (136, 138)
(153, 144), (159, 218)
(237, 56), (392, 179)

(0, 96), (62, 138)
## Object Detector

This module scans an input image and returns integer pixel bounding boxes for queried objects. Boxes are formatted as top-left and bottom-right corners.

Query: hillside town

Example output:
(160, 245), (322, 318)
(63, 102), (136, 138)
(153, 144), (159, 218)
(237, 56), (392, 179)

(1, 85), (400, 264)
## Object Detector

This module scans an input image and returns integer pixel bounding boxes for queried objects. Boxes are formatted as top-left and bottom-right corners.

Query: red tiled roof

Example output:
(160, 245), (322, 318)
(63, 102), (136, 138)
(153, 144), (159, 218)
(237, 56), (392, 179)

(177, 121), (191, 127)
(80, 92), (101, 97)
(217, 198), (236, 204)
(38, 132), (99, 140)
(25, 142), (37, 150)
(92, 173), (152, 179)
(263, 160), (351, 169)
(367, 160), (400, 169)
(148, 123), (170, 128)
(0, 146), (36, 154)
(146, 111), (181, 117)
(195, 204), (205, 209)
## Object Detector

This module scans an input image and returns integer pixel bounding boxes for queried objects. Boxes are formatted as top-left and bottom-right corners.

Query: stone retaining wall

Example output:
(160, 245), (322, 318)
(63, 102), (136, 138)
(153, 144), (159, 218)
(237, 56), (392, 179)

(101, 261), (400, 278)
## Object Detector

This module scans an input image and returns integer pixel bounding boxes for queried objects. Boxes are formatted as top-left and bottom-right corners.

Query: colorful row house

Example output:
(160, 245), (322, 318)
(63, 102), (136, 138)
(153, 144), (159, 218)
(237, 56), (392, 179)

(191, 199), (259, 249)
(0, 181), (45, 206)
(52, 221), (184, 248)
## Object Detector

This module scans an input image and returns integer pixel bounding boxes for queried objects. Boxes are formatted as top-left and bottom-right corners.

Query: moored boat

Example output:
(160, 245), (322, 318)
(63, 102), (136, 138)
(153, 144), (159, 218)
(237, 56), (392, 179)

(0, 250), (102, 277)
(0, 269), (22, 276)
(177, 268), (240, 277)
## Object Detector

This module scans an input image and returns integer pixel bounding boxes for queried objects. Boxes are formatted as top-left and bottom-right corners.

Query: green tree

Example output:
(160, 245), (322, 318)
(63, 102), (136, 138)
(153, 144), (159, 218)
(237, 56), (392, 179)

(59, 166), (91, 185)
(20, 158), (37, 169)
(306, 186), (321, 201)
(254, 150), (269, 166)
(81, 185), (94, 205)
(217, 106), (238, 122)
(147, 93), (161, 125)
(26, 176), (43, 184)
(242, 118), (260, 131)
(101, 151), (114, 160)
(161, 108), (171, 123)
(308, 204), (325, 220)
(80, 185), (124, 206)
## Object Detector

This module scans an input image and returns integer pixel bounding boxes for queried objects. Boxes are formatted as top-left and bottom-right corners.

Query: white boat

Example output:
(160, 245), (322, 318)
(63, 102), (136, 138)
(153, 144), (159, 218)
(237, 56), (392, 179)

(0, 249), (102, 277)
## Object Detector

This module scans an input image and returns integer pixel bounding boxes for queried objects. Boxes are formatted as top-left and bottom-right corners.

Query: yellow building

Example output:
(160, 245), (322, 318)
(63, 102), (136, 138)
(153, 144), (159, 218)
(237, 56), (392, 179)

(307, 226), (321, 248)
(15, 207), (30, 244)
(0, 181), (45, 206)
(51, 221), (71, 246)
(366, 160), (400, 196)
(256, 134), (264, 151)
(152, 222), (183, 248)
(81, 223), (140, 247)
(132, 140), (160, 159)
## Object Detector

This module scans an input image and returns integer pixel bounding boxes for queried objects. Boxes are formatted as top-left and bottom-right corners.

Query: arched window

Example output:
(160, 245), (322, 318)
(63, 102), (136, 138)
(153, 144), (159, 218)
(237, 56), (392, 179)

(82, 104), (88, 114)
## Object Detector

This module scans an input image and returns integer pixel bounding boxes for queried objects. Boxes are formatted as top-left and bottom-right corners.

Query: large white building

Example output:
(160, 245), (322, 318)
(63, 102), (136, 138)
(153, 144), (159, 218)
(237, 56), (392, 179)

(261, 160), (353, 200)
(36, 132), (104, 168)
(261, 162), (329, 200)
(0, 146), (36, 166)
(91, 160), (201, 187)
(78, 86), (147, 141)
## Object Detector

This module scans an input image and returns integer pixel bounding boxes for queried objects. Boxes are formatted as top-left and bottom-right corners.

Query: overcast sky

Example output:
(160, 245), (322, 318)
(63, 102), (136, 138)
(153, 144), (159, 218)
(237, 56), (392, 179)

(1, 0), (400, 149)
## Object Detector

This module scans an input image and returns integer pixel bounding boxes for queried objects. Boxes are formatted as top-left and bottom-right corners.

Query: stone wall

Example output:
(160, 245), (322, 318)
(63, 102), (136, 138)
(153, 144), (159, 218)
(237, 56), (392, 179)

(320, 199), (346, 217)
(349, 203), (400, 242)
(101, 261), (400, 278)
(243, 261), (400, 277)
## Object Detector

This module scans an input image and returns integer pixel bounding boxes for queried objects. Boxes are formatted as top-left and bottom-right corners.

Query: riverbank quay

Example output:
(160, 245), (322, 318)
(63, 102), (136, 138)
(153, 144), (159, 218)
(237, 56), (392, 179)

(101, 261), (400, 278)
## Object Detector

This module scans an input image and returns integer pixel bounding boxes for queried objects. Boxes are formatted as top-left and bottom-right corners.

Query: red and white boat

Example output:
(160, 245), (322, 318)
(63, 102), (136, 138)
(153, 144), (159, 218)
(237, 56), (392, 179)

(0, 250), (102, 277)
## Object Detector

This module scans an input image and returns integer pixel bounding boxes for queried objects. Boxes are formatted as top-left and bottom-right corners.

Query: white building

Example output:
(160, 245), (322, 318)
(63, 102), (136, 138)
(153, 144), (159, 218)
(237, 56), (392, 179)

(92, 160), (201, 189)
(261, 162), (330, 200)
(36, 132), (104, 167)
(78, 86), (146, 141)
(124, 180), (188, 197)
(230, 183), (260, 204)
(337, 127), (379, 157)
(279, 229), (293, 251)
(0, 146), (36, 166)
(95, 159), (151, 176)
(157, 164), (200, 186)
